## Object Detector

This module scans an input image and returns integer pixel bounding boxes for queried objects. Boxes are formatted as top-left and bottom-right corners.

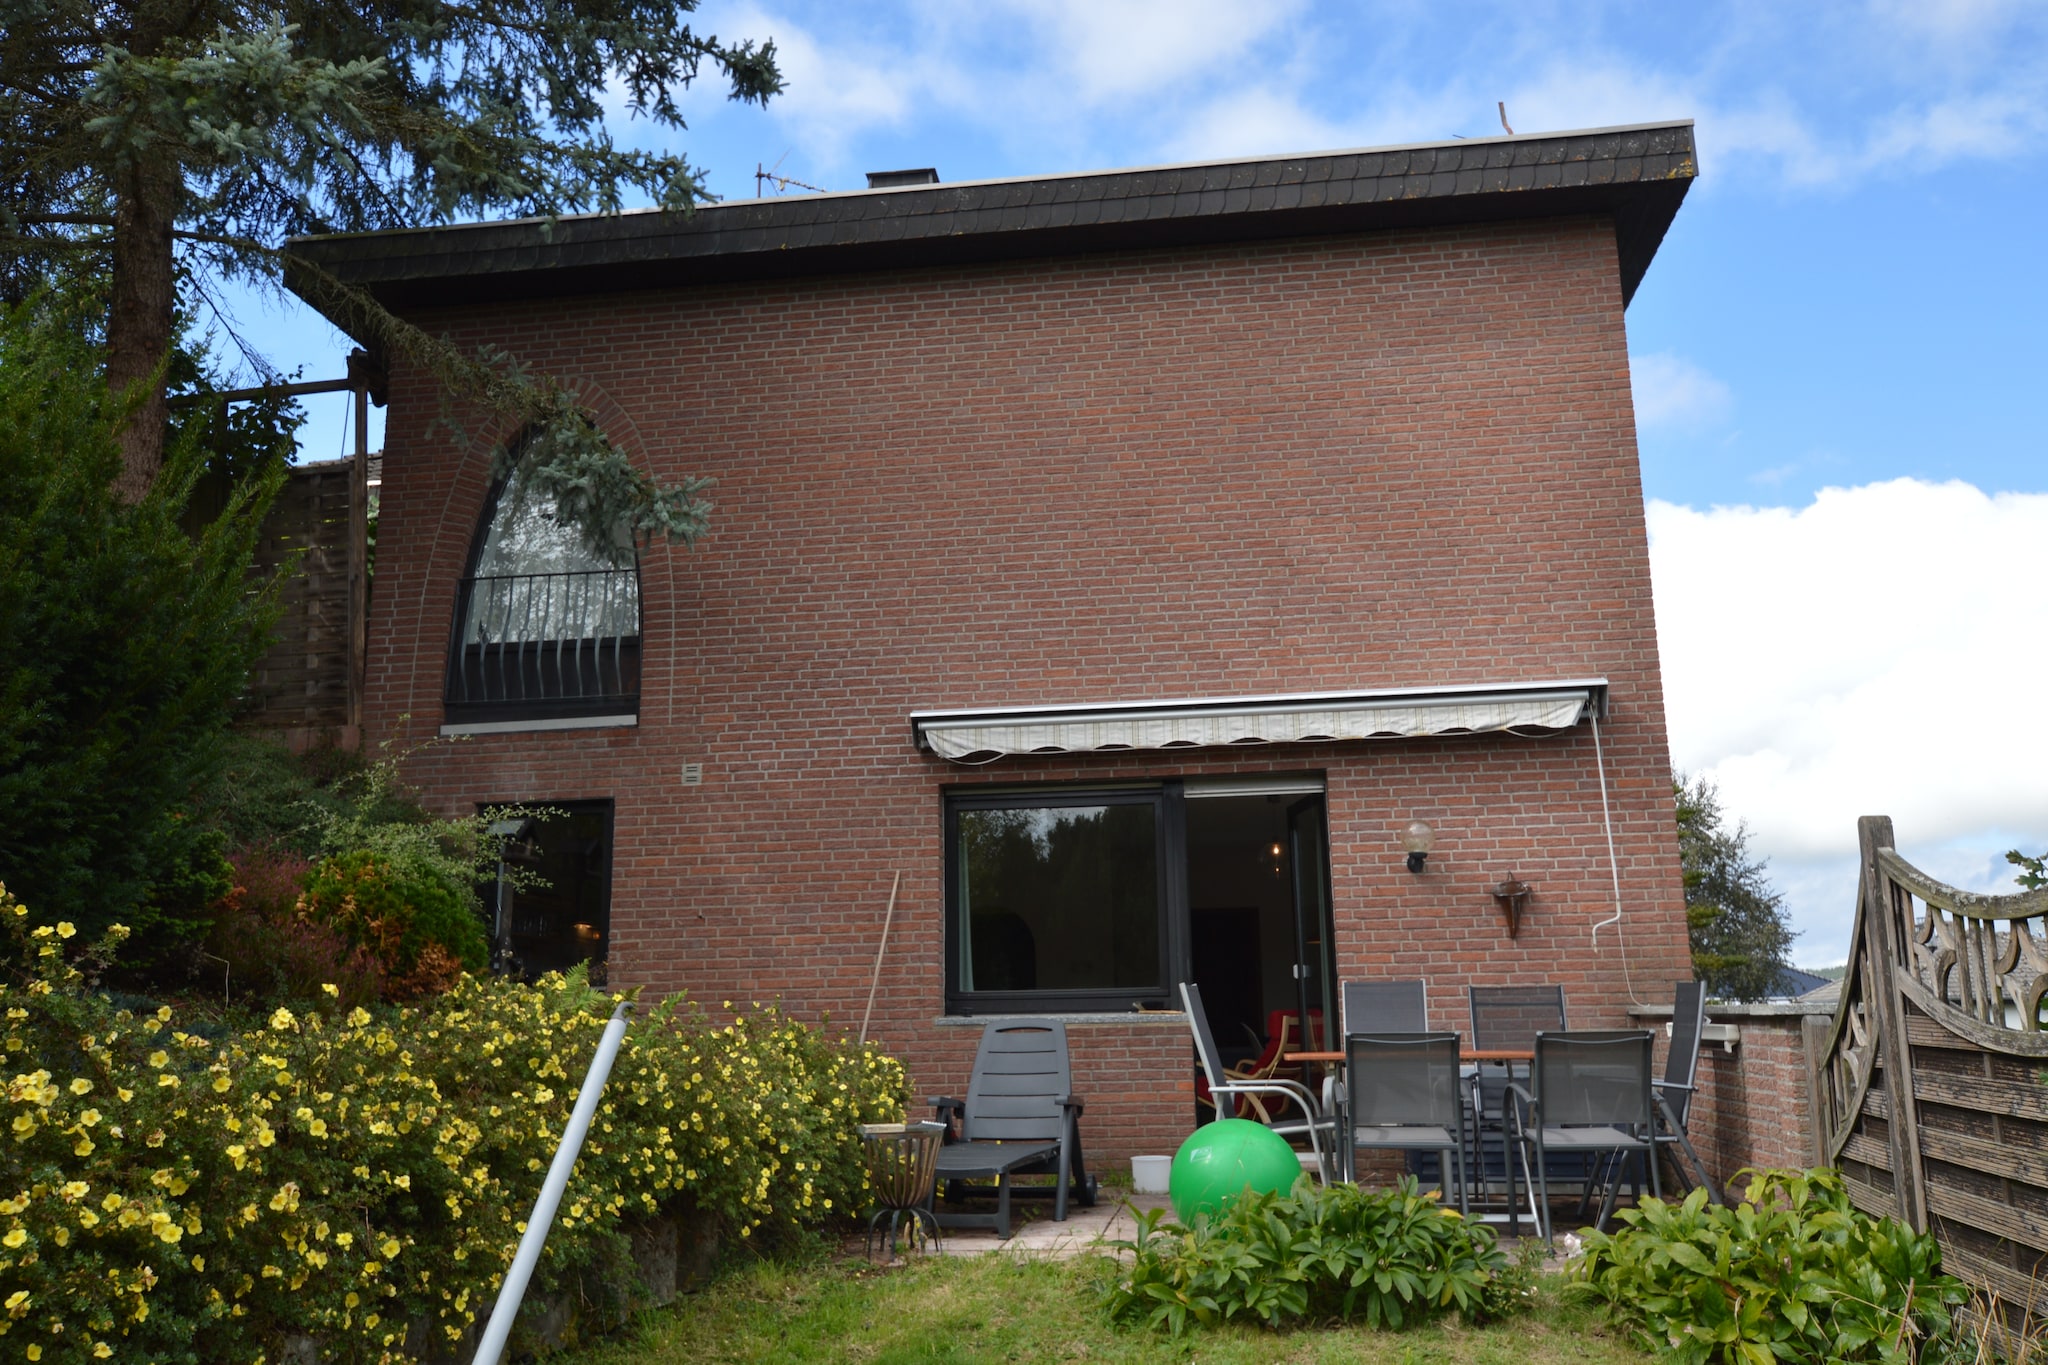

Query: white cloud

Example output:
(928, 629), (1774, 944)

(1631, 352), (1734, 431)
(715, 5), (926, 166)
(1649, 479), (2048, 963)
(993, 0), (1307, 104)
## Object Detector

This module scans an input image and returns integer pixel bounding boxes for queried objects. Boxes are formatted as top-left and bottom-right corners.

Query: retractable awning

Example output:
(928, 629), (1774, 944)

(910, 680), (1606, 762)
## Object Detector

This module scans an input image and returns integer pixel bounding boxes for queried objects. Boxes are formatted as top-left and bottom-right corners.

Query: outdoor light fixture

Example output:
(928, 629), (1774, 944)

(1490, 876), (1533, 939)
(1401, 820), (1435, 873)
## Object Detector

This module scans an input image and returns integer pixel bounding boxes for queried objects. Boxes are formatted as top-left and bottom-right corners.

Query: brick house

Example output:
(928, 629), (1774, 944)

(288, 121), (1700, 1165)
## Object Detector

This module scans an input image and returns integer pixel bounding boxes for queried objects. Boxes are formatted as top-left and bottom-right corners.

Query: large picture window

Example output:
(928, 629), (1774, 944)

(945, 779), (1336, 1024)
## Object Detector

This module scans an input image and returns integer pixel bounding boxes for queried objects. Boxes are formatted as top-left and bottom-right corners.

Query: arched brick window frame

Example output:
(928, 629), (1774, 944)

(440, 429), (642, 732)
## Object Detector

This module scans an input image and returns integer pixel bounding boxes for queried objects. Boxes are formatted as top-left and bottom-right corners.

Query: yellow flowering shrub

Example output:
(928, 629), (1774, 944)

(0, 887), (907, 1363)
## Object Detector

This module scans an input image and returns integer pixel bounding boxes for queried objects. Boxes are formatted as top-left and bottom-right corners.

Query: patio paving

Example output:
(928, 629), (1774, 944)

(898, 1190), (1574, 1268)
(919, 1191), (1173, 1260)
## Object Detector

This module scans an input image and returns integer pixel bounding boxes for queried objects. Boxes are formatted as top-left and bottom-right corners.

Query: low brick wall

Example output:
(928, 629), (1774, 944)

(1631, 1000), (1833, 1190)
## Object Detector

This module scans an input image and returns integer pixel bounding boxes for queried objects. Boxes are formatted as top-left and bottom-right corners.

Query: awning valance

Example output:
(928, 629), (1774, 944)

(910, 680), (1606, 762)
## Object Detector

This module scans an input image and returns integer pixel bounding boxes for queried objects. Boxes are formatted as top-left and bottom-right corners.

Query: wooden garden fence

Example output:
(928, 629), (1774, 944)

(1813, 815), (2048, 1318)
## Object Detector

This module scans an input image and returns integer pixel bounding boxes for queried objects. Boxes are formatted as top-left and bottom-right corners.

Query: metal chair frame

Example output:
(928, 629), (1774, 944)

(1180, 982), (1333, 1183)
(1506, 1029), (1662, 1243)
(1466, 985), (1565, 1231)
(1652, 980), (1722, 1203)
(1342, 1031), (1470, 1215)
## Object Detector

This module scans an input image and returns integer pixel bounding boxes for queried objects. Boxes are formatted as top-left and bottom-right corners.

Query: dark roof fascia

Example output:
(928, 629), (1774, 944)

(286, 121), (1695, 327)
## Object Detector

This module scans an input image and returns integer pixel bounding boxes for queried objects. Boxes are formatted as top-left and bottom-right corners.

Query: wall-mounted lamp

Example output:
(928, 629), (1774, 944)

(1489, 876), (1533, 938)
(1400, 820), (1435, 873)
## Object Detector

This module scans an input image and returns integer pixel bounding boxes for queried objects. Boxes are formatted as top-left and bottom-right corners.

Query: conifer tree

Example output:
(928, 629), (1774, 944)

(1675, 774), (1796, 1000)
(1, 0), (778, 507)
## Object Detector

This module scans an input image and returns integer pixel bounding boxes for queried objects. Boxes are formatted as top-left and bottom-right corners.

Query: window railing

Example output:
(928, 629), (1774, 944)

(445, 569), (640, 723)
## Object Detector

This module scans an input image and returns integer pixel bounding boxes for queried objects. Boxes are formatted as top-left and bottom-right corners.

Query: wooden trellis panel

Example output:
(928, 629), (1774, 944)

(241, 461), (359, 731)
(1813, 816), (2048, 1319)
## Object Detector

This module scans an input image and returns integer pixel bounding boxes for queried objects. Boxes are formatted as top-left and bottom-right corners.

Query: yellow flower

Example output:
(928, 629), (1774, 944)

(68, 1077), (91, 1095)
(60, 1181), (87, 1199)
(269, 1007), (296, 1031)
(190, 1256), (204, 1272)
(93, 1345), (112, 1359)
(321, 983), (340, 997)
(380, 1237), (401, 1259)
(148, 1050), (168, 1068)
(55, 922), (75, 939)
(27, 1344), (41, 1360)
(2, 1228), (25, 1247)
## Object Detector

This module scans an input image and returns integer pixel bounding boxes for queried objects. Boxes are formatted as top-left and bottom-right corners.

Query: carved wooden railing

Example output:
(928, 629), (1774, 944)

(1813, 816), (2048, 1320)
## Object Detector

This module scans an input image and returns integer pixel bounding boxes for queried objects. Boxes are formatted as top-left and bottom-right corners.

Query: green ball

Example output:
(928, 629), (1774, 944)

(1169, 1118), (1305, 1223)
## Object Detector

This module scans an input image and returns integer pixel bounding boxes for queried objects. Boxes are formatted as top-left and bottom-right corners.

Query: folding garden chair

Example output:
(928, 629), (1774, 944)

(1505, 1029), (1660, 1242)
(1181, 982), (1333, 1183)
(1340, 978), (1427, 1034)
(1344, 1031), (1469, 1215)
(1652, 980), (1720, 1202)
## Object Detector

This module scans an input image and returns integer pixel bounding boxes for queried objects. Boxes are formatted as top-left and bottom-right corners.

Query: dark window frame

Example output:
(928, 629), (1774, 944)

(443, 451), (643, 727)
(480, 797), (615, 983)
(942, 781), (1189, 1016)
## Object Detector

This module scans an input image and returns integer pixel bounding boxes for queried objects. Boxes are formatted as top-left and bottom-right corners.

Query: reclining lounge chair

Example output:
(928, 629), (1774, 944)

(930, 1019), (1097, 1238)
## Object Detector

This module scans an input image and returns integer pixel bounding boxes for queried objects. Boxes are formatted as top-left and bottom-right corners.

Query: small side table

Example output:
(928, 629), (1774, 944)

(858, 1121), (946, 1260)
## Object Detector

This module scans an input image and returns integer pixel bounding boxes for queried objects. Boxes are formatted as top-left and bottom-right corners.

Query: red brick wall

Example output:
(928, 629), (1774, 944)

(1679, 1008), (1828, 1186)
(364, 215), (1692, 1165)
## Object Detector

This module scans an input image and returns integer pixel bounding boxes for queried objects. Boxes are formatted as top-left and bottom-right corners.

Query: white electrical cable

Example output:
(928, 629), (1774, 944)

(1587, 711), (1644, 1006)
(472, 1000), (634, 1365)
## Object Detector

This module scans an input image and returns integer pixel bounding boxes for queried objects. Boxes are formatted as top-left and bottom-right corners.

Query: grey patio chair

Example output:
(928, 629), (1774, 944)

(1344, 1031), (1469, 1215)
(1180, 982), (1333, 1184)
(1469, 984), (1566, 1052)
(1505, 1029), (1660, 1242)
(1340, 979), (1427, 1033)
(1328, 979), (1428, 1180)
(1467, 984), (1564, 1230)
(929, 1020), (1097, 1238)
(1652, 980), (1720, 1202)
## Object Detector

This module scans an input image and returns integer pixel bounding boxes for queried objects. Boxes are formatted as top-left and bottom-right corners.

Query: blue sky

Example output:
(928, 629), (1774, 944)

(214, 1), (2048, 969)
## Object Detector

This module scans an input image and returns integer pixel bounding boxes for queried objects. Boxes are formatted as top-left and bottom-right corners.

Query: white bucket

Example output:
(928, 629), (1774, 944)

(1130, 1155), (1172, 1194)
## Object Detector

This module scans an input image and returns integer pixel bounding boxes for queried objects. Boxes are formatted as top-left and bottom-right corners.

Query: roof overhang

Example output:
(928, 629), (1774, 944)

(285, 122), (1694, 326)
(910, 679), (1608, 763)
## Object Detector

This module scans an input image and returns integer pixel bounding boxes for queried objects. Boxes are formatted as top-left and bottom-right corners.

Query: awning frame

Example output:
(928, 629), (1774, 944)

(910, 679), (1609, 762)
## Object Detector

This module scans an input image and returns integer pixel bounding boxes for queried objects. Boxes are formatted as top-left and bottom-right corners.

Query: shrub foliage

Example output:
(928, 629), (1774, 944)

(1103, 1177), (1533, 1336)
(1567, 1168), (1969, 1365)
(0, 888), (907, 1363)
(0, 304), (287, 952)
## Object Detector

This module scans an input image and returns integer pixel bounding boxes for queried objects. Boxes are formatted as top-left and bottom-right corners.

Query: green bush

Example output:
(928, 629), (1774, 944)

(1566, 1168), (1969, 1365)
(0, 302), (290, 955)
(1103, 1177), (1531, 1336)
(0, 887), (908, 1363)
(298, 849), (488, 999)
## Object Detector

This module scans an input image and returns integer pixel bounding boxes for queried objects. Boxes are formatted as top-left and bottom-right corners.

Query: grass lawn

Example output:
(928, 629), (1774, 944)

(575, 1251), (1649, 1365)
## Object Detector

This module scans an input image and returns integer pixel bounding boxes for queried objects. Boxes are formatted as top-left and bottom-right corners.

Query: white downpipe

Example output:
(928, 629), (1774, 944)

(471, 1000), (634, 1365)
(1587, 712), (1644, 1006)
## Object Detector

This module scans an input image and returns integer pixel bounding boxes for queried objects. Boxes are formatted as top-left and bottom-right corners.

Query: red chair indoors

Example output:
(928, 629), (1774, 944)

(1195, 1008), (1324, 1124)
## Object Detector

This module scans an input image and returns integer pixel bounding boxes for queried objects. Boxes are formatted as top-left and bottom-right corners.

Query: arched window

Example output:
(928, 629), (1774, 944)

(442, 453), (641, 730)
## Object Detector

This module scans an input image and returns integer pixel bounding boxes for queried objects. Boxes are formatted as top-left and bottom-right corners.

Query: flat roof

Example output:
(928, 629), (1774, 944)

(285, 120), (1695, 326)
